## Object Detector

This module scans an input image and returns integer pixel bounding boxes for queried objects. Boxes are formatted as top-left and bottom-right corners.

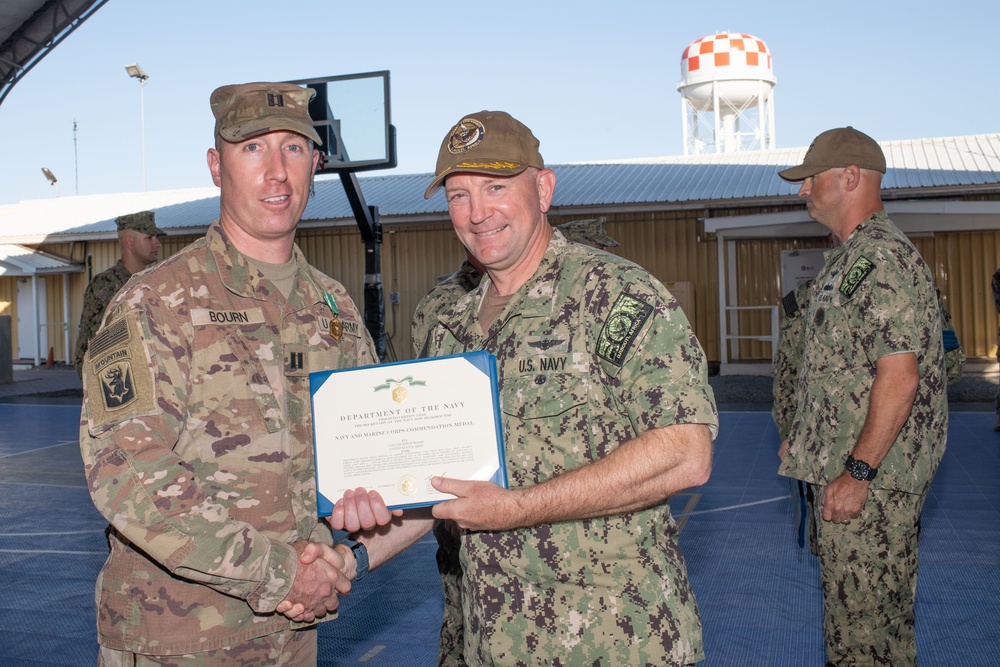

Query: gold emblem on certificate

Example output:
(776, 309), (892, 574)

(392, 384), (408, 403)
(398, 475), (418, 496)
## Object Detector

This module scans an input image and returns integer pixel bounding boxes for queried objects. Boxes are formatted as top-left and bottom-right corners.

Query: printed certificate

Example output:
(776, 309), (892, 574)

(310, 351), (507, 514)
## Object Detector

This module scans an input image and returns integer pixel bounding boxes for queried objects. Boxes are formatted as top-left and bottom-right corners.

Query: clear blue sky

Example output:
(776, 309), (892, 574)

(1, 0), (995, 205)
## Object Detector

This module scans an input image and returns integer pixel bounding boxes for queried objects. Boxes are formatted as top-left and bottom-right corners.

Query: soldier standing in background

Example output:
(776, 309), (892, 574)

(991, 267), (1000, 430)
(772, 277), (817, 552)
(73, 211), (164, 376)
(777, 127), (947, 666)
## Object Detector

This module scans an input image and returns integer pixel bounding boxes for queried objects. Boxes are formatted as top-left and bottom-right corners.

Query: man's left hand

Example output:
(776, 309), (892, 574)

(821, 473), (869, 525)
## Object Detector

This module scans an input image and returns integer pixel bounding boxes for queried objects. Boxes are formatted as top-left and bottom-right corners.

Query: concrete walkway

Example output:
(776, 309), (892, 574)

(0, 365), (81, 399)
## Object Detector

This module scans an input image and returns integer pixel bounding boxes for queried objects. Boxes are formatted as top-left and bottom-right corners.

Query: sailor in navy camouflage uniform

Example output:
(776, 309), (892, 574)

(777, 128), (947, 666)
(332, 110), (718, 666)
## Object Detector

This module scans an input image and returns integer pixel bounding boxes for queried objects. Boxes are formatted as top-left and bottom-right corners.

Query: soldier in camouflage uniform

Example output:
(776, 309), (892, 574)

(777, 127), (948, 666)
(772, 278), (818, 553)
(556, 216), (620, 250)
(938, 289), (965, 385)
(991, 268), (1000, 429)
(80, 82), (376, 665)
(336, 110), (718, 666)
(73, 211), (165, 377)
(411, 218), (621, 667)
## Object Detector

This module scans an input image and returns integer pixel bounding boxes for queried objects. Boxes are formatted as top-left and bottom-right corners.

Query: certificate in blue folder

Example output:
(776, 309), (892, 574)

(310, 351), (507, 514)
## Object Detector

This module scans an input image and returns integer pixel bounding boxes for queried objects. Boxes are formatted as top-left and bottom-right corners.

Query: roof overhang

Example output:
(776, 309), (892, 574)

(0, 0), (110, 105)
(703, 199), (1000, 239)
(0, 243), (83, 276)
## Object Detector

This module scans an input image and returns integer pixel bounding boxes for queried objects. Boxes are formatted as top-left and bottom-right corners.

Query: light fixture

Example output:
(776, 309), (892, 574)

(125, 63), (148, 82)
(41, 167), (59, 196)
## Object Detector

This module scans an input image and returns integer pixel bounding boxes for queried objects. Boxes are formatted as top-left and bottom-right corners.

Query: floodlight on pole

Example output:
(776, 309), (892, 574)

(125, 63), (149, 191)
(41, 167), (60, 197)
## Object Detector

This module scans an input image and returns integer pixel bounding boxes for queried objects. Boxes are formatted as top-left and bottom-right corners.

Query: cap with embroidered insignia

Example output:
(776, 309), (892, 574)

(424, 110), (544, 199)
(211, 82), (322, 145)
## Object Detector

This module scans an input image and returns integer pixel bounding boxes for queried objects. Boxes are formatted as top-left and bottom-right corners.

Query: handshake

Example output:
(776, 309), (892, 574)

(273, 539), (357, 624)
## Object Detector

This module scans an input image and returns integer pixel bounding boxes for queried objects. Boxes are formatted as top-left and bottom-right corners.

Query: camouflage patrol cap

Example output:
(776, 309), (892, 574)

(778, 126), (885, 182)
(116, 211), (165, 236)
(424, 110), (544, 199)
(557, 217), (620, 248)
(210, 82), (322, 146)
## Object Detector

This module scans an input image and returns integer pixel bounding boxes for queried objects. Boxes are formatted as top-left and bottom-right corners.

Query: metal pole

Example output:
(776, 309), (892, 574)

(140, 78), (147, 191)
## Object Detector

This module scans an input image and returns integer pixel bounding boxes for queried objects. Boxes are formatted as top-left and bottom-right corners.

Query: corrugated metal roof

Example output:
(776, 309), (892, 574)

(1, 133), (998, 242)
(573, 133), (1000, 200)
(0, 243), (83, 275)
(0, 188), (220, 241)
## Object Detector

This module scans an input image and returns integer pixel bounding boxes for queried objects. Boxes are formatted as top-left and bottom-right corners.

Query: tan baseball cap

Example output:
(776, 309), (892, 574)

(778, 127), (885, 182)
(116, 211), (165, 236)
(210, 82), (322, 145)
(424, 110), (544, 199)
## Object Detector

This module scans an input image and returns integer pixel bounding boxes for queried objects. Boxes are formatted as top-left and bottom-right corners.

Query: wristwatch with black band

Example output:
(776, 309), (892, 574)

(341, 538), (369, 581)
(845, 454), (878, 482)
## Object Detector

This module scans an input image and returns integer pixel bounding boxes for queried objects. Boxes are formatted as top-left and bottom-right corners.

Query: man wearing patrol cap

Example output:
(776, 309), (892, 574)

(557, 216), (620, 250)
(776, 127), (947, 665)
(80, 82), (376, 665)
(73, 210), (165, 376)
(334, 110), (717, 666)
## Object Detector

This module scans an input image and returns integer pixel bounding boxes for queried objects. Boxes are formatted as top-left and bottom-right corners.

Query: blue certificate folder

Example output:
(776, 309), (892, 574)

(310, 351), (508, 515)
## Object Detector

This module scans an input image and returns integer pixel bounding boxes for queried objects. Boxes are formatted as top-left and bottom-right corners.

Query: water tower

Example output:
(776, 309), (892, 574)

(677, 32), (776, 155)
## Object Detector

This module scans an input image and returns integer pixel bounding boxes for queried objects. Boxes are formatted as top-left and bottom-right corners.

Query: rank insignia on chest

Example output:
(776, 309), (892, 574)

(840, 256), (875, 297)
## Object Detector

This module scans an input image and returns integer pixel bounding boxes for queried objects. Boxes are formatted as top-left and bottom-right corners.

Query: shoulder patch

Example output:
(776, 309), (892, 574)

(597, 293), (653, 367)
(840, 256), (876, 297)
(781, 290), (800, 317)
(85, 314), (157, 432)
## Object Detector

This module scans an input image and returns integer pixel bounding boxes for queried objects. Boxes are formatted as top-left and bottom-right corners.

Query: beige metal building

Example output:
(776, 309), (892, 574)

(2, 134), (999, 371)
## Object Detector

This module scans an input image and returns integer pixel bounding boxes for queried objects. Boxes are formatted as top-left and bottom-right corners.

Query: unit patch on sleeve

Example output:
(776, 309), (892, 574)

(85, 313), (157, 432)
(840, 256), (876, 297)
(597, 293), (653, 366)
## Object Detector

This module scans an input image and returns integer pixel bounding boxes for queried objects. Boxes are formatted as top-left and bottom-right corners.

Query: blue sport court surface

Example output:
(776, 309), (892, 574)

(1, 400), (998, 666)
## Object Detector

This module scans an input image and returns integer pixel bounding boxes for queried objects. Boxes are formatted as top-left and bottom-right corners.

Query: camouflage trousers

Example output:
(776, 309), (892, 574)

(97, 628), (316, 666)
(815, 485), (925, 666)
(434, 519), (467, 667)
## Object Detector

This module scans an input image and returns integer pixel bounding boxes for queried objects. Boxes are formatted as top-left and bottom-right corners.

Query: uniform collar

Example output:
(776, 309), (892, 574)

(205, 221), (324, 309)
(442, 229), (571, 340)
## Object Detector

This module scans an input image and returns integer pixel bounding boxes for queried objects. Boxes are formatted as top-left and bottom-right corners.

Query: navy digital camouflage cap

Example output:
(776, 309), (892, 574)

(116, 211), (165, 236)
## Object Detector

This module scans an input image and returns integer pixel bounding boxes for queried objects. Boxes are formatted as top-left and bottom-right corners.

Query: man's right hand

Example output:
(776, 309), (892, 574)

(274, 540), (352, 623)
(328, 487), (402, 532)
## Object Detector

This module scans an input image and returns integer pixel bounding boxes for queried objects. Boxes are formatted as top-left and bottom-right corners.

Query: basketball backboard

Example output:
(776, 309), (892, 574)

(286, 70), (396, 173)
